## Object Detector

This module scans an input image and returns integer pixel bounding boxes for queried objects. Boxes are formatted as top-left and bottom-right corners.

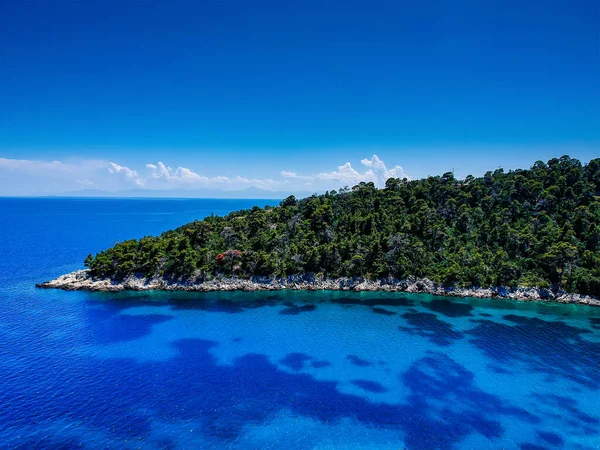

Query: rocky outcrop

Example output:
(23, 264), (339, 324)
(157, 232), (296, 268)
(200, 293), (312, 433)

(36, 270), (600, 307)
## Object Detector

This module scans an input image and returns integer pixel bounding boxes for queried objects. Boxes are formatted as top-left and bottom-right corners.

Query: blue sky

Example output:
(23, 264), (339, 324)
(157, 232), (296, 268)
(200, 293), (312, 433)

(0, 0), (598, 195)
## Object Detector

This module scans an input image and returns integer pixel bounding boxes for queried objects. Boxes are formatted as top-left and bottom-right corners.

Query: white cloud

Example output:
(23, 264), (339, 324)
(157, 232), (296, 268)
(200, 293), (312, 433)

(233, 175), (277, 190)
(285, 154), (407, 188)
(317, 162), (376, 185)
(145, 162), (230, 187)
(280, 170), (313, 181)
(142, 162), (279, 190)
(0, 158), (114, 195)
(108, 162), (143, 186)
(118, 154), (408, 194)
(0, 154), (408, 196)
(0, 157), (104, 175)
(360, 155), (408, 183)
(145, 162), (279, 191)
(147, 162), (208, 184)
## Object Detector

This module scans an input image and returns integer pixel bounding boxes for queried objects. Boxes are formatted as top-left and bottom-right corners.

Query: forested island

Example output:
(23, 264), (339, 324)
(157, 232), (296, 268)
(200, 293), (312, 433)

(39, 156), (600, 305)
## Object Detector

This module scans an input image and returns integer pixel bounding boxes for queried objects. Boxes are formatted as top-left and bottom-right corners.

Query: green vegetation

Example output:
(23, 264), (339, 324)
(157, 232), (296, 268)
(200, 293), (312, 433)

(85, 156), (600, 296)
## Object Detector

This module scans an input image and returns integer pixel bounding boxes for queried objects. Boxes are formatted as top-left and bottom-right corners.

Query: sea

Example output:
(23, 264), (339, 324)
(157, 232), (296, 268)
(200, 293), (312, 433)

(0, 197), (599, 449)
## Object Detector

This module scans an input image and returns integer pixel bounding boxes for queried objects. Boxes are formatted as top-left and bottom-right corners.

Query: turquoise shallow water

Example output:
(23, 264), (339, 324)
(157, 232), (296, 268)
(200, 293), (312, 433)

(1, 198), (599, 449)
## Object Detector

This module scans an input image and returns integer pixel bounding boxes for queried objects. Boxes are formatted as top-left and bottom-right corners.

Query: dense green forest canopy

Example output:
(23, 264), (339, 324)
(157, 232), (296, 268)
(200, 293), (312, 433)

(85, 156), (600, 295)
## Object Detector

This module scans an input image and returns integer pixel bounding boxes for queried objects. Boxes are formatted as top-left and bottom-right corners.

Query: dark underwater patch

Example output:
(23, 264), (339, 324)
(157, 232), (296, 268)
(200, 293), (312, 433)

(331, 297), (359, 306)
(0, 334), (546, 450)
(86, 306), (174, 344)
(172, 298), (246, 313)
(347, 355), (373, 367)
(400, 351), (538, 449)
(12, 437), (84, 450)
(351, 379), (388, 393)
(520, 444), (548, 450)
(469, 316), (600, 388)
(332, 295), (413, 308)
(372, 307), (396, 316)
(423, 299), (473, 317)
(279, 352), (313, 371)
(399, 312), (463, 346)
(311, 360), (331, 369)
(168, 293), (284, 313)
(489, 365), (513, 375)
(279, 303), (317, 315)
(530, 393), (599, 426)
(279, 353), (330, 371)
(537, 431), (563, 447)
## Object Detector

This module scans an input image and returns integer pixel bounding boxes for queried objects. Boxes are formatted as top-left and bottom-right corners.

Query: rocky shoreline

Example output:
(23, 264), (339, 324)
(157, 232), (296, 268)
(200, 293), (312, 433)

(37, 270), (600, 307)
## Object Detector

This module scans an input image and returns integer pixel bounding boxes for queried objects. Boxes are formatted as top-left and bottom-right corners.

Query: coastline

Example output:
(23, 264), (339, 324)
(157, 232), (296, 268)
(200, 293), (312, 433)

(37, 269), (600, 307)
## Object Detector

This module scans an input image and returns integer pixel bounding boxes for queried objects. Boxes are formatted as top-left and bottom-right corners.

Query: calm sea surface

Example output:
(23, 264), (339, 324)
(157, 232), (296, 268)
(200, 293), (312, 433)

(1, 197), (599, 449)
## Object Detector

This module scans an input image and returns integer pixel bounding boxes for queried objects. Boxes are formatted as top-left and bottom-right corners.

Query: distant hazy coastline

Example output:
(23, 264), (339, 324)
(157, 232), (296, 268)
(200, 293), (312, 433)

(37, 269), (600, 307)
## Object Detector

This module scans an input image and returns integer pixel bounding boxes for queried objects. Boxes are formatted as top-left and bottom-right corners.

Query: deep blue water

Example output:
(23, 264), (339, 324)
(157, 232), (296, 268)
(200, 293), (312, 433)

(1, 198), (599, 449)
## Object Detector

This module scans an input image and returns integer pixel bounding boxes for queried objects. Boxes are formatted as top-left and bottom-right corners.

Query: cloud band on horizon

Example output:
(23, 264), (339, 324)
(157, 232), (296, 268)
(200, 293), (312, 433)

(0, 155), (406, 196)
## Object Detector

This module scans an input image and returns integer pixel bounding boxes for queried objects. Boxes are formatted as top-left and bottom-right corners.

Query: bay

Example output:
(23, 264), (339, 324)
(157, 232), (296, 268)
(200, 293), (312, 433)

(1, 198), (599, 449)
